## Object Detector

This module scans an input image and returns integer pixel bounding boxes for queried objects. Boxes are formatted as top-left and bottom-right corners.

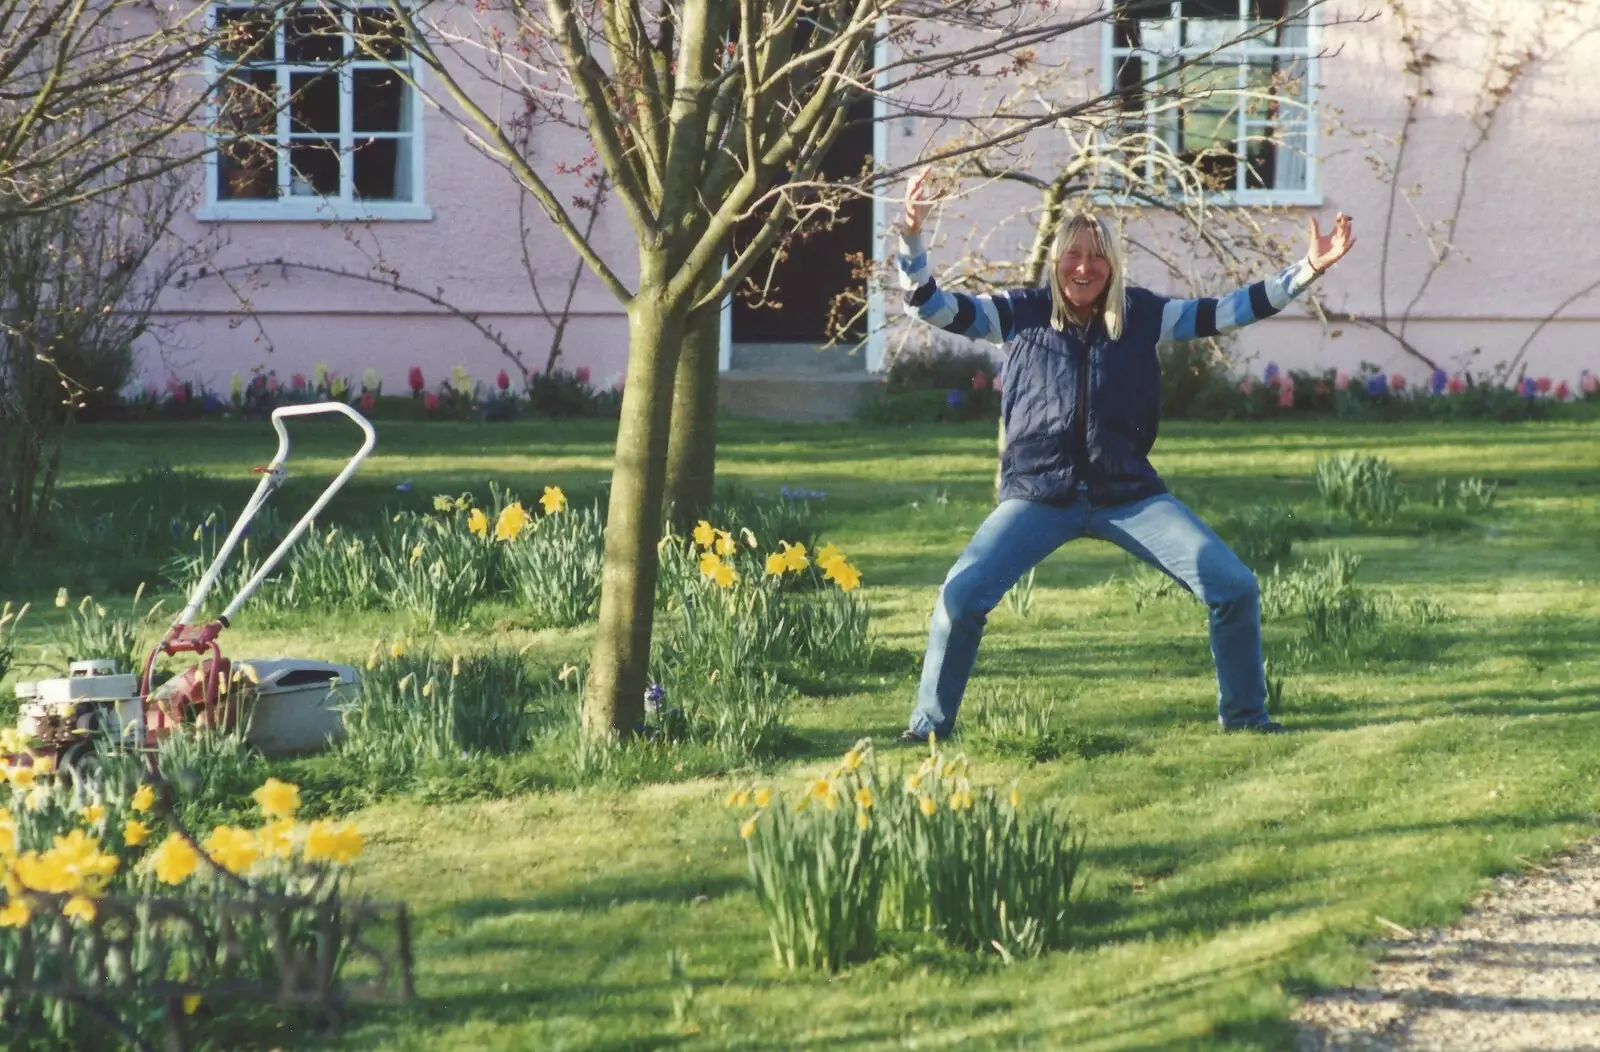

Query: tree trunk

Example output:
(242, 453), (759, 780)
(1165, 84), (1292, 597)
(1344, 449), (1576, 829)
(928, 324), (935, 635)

(581, 291), (686, 740)
(664, 295), (722, 528)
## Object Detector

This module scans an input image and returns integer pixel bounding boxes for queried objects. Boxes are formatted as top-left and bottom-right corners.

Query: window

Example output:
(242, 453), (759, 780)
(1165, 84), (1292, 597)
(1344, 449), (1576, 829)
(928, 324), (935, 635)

(1104, 0), (1318, 204)
(200, 3), (429, 220)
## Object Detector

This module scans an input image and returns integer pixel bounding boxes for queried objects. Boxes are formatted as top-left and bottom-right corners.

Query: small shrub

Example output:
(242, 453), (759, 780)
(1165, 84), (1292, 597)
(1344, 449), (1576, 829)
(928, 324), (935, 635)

(1004, 568), (1037, 619)
(48, 583), (162, 675)
(1315, 452), (1402, 527)
(1124, 563), (1186, 612)
(880, 743), (1086, 960)
(377, 511), (494, 628)
(500, 500), (605, 628)
(281, 523), (385, 611)
(734, 743), (887, 972)
(1261, 549), (1451, 660)
(1217, 504), (1300, 570)
(963, 684), (1065, 761)
(337, 646), (547, 782)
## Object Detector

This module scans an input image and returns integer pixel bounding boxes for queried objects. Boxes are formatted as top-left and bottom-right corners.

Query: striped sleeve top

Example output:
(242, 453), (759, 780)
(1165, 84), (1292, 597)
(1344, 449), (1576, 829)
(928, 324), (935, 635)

(896, 230), (1323, 346)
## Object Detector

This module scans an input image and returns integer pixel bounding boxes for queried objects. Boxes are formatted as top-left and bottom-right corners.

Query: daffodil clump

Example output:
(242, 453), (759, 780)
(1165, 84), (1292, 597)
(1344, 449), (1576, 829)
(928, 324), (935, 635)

(686, 518), (862, 595)
(733, 737), (1087, 969)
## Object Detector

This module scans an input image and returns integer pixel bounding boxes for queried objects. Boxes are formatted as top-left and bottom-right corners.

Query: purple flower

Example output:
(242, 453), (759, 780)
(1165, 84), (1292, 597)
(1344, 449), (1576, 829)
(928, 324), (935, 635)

(946, 389), (966, 409)
(1365, 373), (1387, 396)
(1520, 377), (1538, 398)
(644, 683), (667, 714)
(1430, 369), (1447, 395)
(396, 480), (413, 493)
(1263, 361), (1280, 383)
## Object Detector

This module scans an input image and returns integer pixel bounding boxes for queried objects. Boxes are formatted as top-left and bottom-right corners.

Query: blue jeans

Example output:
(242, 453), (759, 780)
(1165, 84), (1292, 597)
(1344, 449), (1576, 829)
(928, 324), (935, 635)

(908, 491), (1272, 736)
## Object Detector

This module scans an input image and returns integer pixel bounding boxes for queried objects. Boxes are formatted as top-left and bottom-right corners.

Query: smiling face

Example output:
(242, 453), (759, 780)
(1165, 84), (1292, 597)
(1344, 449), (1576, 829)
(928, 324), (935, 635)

(1055, 229), (1111, 311)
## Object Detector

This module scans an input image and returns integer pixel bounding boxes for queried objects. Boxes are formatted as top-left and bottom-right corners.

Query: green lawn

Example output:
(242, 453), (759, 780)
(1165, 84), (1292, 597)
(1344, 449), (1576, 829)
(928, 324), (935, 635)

(3, 417), (1598, 1050)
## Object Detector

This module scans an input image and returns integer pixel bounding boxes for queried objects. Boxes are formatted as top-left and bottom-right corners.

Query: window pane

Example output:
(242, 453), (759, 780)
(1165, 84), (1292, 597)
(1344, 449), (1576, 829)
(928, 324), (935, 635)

(214, 70), (278, 137)
(354, 7), (408, 60)
(353, 137), (411, 200)
(218, 139), (278, 200)
(353, 69), (406, 132)
(289, 139), (340, 196)
(289, 72), (339, 134)
(214, 7), (276, 63)
(285, 10), (342, 63)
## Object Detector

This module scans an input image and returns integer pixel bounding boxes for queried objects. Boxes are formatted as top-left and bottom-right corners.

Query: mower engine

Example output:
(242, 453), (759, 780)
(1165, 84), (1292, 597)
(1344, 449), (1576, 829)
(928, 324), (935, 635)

(13, 660), (143, 770)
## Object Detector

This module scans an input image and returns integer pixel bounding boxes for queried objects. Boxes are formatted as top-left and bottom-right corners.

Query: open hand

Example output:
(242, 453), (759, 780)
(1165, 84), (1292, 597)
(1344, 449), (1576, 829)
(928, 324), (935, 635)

(902, 167), (937, 236)
(1308, 212), (1355, 272)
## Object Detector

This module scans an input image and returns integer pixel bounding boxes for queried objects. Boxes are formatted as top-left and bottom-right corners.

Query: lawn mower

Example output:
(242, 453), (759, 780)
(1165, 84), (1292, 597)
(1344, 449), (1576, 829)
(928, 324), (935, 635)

(7, 402), (376, 783)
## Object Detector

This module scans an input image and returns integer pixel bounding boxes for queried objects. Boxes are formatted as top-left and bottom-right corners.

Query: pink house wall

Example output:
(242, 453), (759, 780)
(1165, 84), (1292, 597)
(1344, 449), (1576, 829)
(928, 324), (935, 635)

(147, 1), (1600, 394)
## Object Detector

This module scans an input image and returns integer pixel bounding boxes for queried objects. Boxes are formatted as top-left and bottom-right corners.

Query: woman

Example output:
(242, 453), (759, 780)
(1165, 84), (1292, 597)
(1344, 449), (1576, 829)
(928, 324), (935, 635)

(895, 169), (1355, 741)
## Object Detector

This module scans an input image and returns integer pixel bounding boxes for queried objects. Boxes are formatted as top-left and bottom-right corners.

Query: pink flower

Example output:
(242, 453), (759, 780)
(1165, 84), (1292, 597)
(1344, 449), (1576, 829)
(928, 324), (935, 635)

(1580, 370), (1598, 394)
(173, 385), (188, 405)
(1334, 370), (1349, 391)
(1447, 375), (1466, 394)
(1556, 380), (1571, 401)
(971, 370), (989, 391)
(408, 367), (425, 393)
(423, 391), (439, 413)
(1535, 376), (1552, 394)
(290, 373), (307, 391)
(1390, 373), (1407, 392)
(359, 391), (376, 413)
(266, 372), (280, 393)
(1278, 385), (1294, 408)
(496, 369), (510, 391)
(576, 366), (591, 385)
(1239, 375), (1255, 394)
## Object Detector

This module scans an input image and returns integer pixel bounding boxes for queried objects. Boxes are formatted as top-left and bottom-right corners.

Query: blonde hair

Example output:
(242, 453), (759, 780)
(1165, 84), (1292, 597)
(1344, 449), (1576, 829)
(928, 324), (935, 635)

(1048, 213), (1126, 340)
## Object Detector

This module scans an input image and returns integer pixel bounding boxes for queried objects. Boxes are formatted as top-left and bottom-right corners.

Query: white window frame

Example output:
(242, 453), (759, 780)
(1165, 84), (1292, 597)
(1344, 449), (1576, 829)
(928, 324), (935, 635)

(1100, 0), (1321, 207)
(197, 1), (432, 222)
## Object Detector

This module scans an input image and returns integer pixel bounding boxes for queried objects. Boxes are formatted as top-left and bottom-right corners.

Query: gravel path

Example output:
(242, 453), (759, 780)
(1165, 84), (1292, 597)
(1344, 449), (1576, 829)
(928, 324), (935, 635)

(1294, 840), (1600, 1051)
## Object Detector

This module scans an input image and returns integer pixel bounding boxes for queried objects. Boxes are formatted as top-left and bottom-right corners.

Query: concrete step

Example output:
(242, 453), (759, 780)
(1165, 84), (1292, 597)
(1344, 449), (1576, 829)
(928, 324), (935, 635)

(718, 371), (884, 422)
(728, 341), (867, 374)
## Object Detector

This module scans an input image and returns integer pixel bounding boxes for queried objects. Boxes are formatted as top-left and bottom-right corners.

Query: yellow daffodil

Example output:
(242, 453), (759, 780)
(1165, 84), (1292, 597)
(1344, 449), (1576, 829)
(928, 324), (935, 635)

(303, 821), (363, 865)
(0, 810), (15, 856)
(856, 811), (871, 831)
(251, 778), (301, 820)
(150, 834), (199, 885)
(54, 587), (68, 609)
(724, 788), (751, 809)
(764, 552), (787, 576)
(390, 641), (407, 660)
(80, 804), (105, 826)
(202, 825), (260, 875)
(698, 551), (722, 579)
(904, 774), (922, 794)
(409, 544), (425, 565)
(841, 747), (863, 770)
(122, 820), (150, 847)
(184, 994), (202, 1015)
(948, 782), (974, 811)
(807, 778), (839, 810)
(63, 895), (96, 923)
(824, 559), (863, 592)
(32, 755), (54, 775)
(740, 527), (758, 549)
(753, 787), (772, 809)
(713, 530), (735, 557)
(466, 508), (489, 537)
(781, 541), (809, 572)
(854, 786), (874, 810)
(692, 520), (715, 548)
(494, 502), (529, 541)
(432, 495), (455, 512)
(711, 562), (737, 589)
(1009, 787), (1022, 809)
(540, 486), (568, 514)
(739, 815), (759, 840)
(8, 766), (34, 790)
(815, 542), (844, 569)
(422, 681), (433, 697)
(257, 818), (296, 860)
(0, 900), (30, 927)
(918, 795), (938, 818)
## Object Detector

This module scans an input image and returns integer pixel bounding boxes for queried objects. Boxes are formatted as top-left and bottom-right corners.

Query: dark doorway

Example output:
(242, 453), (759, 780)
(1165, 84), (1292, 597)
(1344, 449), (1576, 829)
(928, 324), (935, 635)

(730, 96), (874, 345)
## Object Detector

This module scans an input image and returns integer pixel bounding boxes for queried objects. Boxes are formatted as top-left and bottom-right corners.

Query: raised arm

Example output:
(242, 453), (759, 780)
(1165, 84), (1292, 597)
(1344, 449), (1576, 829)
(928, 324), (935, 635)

(1160, 213), (1356, 344)
(897, 229), (1026, 346)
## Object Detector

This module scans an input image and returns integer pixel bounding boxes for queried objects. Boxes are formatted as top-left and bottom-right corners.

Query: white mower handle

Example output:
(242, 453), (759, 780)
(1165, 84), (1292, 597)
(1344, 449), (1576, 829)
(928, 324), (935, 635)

(175, 402), (377, 627)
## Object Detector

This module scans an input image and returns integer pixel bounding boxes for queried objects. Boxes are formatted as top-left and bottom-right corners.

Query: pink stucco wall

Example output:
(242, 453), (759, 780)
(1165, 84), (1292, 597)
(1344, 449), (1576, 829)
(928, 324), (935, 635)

(145, 1), (1600, 393)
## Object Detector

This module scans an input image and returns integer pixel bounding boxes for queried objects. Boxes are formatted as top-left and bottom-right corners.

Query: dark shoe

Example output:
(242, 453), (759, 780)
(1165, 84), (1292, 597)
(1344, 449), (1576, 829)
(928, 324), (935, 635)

(1222, 719), (1286, 734)
(895, 729), (930, 746)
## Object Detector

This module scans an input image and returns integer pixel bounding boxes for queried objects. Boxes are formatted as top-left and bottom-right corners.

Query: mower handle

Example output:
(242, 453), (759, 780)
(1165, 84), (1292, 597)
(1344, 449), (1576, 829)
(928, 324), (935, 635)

(173, 402), (377, 627)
